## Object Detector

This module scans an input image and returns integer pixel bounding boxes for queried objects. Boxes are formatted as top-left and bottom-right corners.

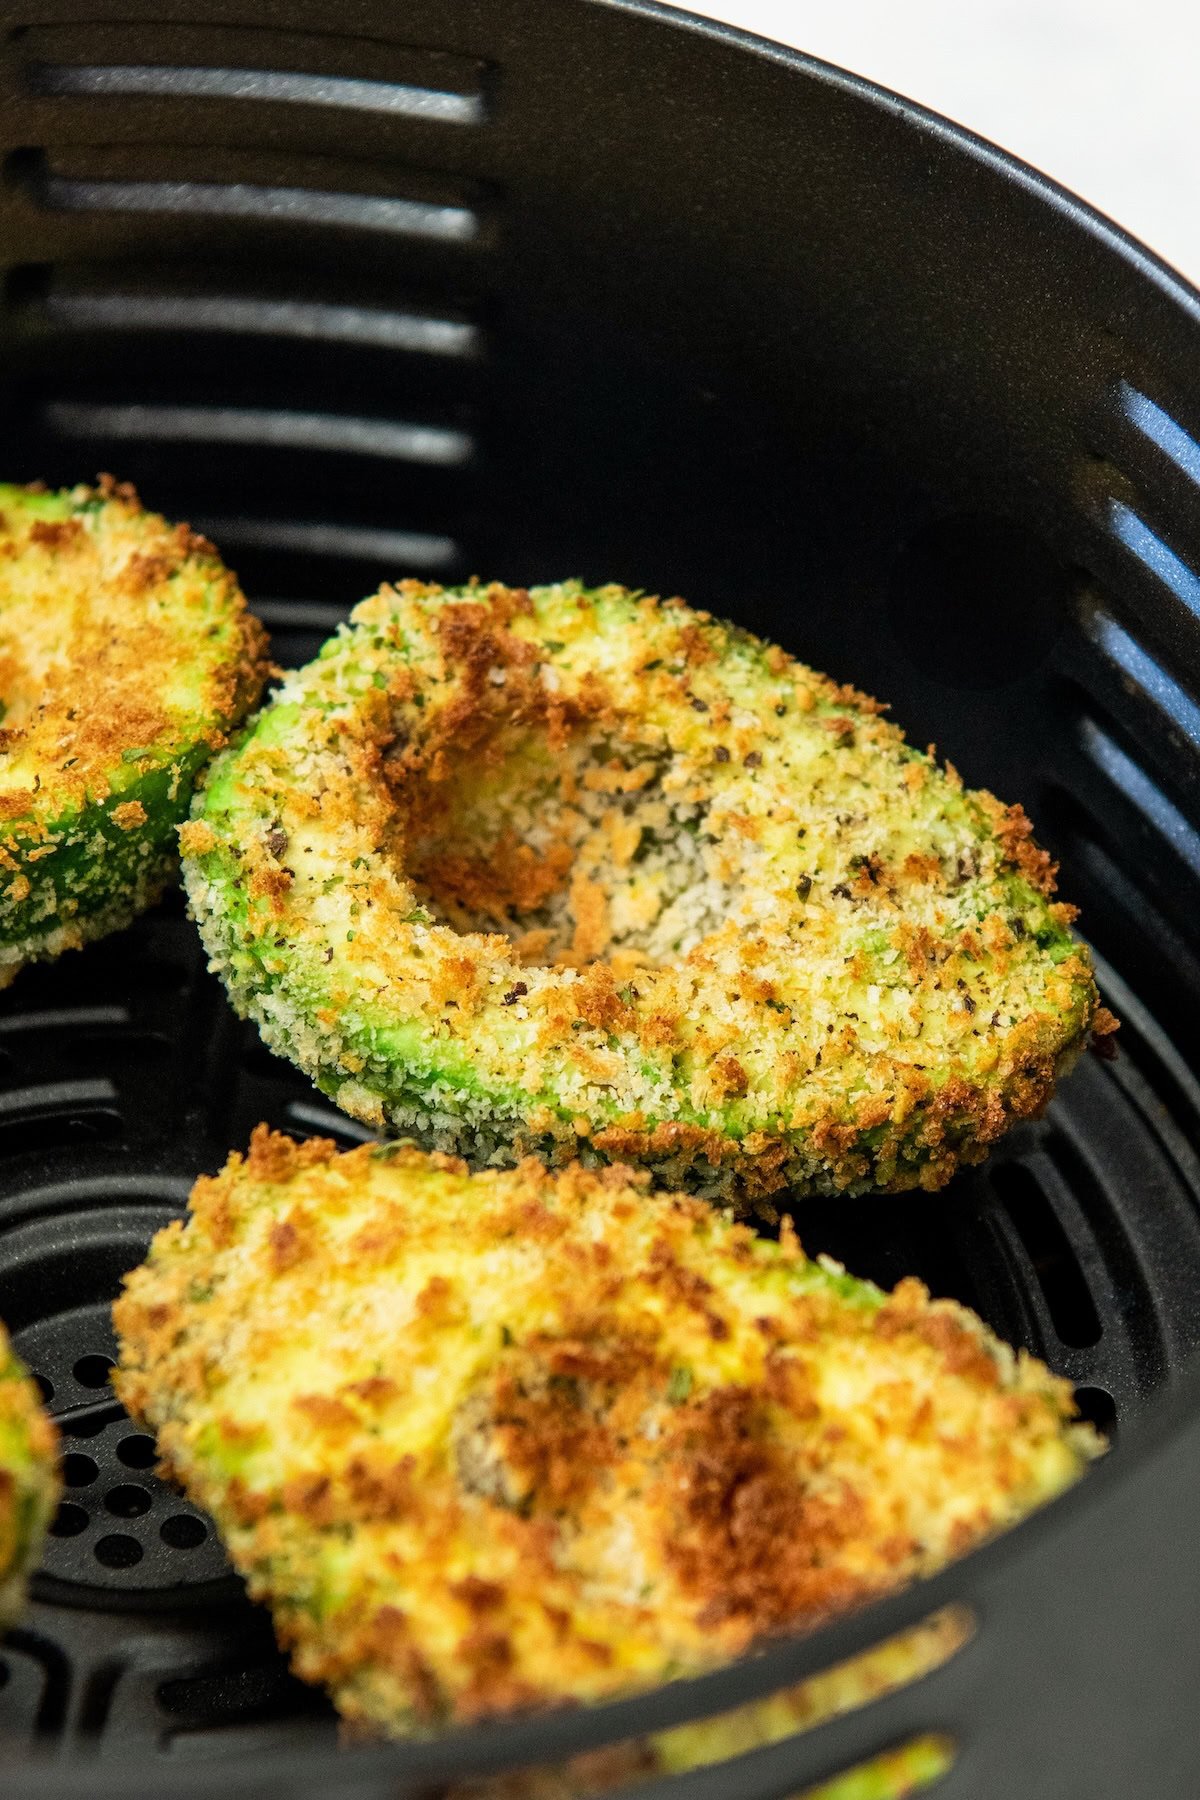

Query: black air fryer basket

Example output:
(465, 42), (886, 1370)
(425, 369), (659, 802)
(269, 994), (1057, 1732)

(2, 1), (1200, 1794)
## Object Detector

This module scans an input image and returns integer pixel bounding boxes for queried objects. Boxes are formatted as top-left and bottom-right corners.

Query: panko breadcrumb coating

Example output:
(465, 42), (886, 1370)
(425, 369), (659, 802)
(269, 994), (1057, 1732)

(182, 580), (1107, 1205)
(0, 477), (268, 987)
(0, 1320), (59, 1627)
(113, 1129), (1099, 1738)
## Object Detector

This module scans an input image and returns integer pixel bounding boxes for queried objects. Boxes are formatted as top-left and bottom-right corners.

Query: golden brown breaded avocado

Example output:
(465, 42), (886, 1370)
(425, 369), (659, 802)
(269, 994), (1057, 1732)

(0, 1320), (60, 1627)
(0, 476), (268, 986)
(113, 1129), (1099, 1737)
(182, 580), (1107, 1205)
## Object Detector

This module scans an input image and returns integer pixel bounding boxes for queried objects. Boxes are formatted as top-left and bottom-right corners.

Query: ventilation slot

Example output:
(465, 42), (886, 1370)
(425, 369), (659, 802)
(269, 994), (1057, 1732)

(1108, 500), (1200, 619)
(0, 1082), (121, 1156)
(193, 516), (459, 571)
(285, 1100), (378, 1145)
(24, 168), (480, 244)
(989, 1163), (1102, 1348)
(25, 63), (485, 126)
(0, 1078), (116, 1115)
(37, 286), (481, 357)
(157, 1661), (336, 1736)
(1080, 604), (1200, 747)
(1064, 832), (1200, 1068)
(0, 1005), (130, 1038)
(54, 1401), (124, 1441)
(42, 400), (473, 466)
(1119, 384), (1200, 490)
(1079, 719), (1200, 884)
(13, 21), (491, 127)
(3, 943), (188, 1015)
(0, 1637), (64, 1743)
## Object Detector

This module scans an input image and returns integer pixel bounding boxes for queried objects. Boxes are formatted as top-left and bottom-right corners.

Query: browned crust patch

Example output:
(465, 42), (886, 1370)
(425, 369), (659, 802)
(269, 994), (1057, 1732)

(111, 1131), (1099, 1732)
(0, 478), (268, 827)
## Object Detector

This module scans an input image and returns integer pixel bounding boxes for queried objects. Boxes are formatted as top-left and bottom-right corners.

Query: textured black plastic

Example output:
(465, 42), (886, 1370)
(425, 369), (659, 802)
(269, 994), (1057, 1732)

(0, 0), (1199, 1793)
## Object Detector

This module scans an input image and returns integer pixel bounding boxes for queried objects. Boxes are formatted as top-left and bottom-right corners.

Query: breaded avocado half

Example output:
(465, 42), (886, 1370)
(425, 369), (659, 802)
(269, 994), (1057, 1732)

(113, 1129), (1099, 1737)
(0, 1321), (59, 1627)
(182, 580), (1108, 1205)
(0, 477), (269, 987)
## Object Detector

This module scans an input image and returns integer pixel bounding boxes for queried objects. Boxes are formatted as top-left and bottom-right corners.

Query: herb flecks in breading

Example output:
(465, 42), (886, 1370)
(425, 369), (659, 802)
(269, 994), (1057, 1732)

(0, 476), (268, 986)
(113, 1130), (1099, 1737)
(183, 581), (1098, 1203)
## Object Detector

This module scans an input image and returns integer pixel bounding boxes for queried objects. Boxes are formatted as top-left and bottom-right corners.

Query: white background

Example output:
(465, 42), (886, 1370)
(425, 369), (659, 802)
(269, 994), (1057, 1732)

(657, 0), (1200, 288)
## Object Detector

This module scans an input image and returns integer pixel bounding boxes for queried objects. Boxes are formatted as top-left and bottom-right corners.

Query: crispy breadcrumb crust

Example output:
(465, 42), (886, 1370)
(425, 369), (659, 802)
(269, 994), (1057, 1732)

(0, 1319), (60, 1627)
(0, 476), (269, 984)
(113, 1128), (1099, 1736)
(183, 580), (1102, 1204)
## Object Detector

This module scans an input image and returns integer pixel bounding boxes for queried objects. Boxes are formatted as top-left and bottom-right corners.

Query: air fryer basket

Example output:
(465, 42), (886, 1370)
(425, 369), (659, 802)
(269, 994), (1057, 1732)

(1, 0), (1200, 1793)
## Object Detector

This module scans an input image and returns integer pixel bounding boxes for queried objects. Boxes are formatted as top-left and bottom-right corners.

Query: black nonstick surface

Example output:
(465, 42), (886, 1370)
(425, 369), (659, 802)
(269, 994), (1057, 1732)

(1, 1), (1200, 1795)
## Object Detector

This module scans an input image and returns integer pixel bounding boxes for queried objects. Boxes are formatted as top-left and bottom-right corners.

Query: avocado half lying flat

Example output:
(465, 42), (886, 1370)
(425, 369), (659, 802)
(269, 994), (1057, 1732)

(182, 580), (1104, 1203)
(114, 1131), (1097, 1736)
(0, 478), (268, 987)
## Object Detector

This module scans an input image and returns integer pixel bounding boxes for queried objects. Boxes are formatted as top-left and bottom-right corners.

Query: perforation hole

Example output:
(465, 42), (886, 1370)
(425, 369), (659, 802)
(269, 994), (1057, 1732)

(72, 1353), (114, 1388)
(10, 1277), (234, 1592)
(115, 1433), (157, 1469)
(991, 1163), (1102, 1347)
(48, 1503), (88, 1538)
(33, 1374), (53, 1403)
(61, 1453), (98, 1488)
(1073, 1386), (1118, 1438)
(161, 1515), (207, 1550)
(93, 1533), (143, 1569)
(104, 1483), (152, 1519)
